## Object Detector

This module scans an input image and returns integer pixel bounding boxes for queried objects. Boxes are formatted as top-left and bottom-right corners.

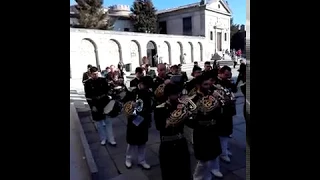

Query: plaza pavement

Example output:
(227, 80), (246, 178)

(70, 82), (246, 180)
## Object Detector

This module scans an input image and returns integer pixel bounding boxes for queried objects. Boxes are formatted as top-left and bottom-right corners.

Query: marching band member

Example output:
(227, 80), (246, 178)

(153, 64), (171, 105)
(203, 61), (212, 74)
(82, 64), (92, 84)
(123, 76), (154, 170)
(154, 83), (196, 180)
(84, 66), (116, 146)
(178, 64), (188, 82)
(190, 74), (222, 180)
(184, 66), (202, 95)
(130, 67), (144, 88)
(167, 65), (185, 91)
(182, 66), (202, 145)
(214, 66), (237, 164)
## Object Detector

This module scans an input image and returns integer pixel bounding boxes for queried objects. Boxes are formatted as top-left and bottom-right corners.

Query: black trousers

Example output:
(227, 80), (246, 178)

(159, 138), (191, 180)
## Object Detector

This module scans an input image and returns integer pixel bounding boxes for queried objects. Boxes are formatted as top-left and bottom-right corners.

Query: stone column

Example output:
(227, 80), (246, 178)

(94, 49), (100, 71)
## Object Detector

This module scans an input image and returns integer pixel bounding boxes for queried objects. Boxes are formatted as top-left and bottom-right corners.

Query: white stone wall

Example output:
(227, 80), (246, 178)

(70, 28), (207, 79)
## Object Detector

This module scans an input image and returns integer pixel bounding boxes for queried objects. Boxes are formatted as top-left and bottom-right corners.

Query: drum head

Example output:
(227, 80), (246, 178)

(114, 86), (122, 90)
(104, 100), (115, 114)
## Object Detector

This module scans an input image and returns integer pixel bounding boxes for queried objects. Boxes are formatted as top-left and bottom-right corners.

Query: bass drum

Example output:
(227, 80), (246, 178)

(103, 100), (123, 118)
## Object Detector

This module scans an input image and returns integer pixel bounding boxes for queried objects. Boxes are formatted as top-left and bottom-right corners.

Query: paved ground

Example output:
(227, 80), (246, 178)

(70, 84), (246, 180)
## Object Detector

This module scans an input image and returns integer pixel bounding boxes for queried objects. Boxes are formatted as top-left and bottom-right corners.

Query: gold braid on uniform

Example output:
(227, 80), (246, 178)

(196, 92), (220, 114)
(188, 87), (197, 96)
(154, 83), (165, 99)
(160, 95), (197, 128)
(212, 84), (235, 105)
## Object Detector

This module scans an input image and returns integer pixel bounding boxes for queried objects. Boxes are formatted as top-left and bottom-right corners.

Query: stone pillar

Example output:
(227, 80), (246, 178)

(94, 49), (100, 71)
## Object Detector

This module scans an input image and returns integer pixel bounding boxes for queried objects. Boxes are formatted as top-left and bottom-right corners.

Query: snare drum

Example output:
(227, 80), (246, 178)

(103, 100), (122, 118)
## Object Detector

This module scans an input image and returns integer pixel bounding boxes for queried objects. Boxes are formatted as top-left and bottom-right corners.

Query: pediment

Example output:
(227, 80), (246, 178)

(206, 0), (232, 15)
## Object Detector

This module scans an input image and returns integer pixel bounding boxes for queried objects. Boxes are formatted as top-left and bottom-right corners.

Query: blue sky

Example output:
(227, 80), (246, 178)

(70, 0), (245, 24)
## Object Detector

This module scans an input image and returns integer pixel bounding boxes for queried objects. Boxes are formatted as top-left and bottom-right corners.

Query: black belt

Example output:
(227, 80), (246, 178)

(198, 119), (216, 126)
(161, 133), (184, 142)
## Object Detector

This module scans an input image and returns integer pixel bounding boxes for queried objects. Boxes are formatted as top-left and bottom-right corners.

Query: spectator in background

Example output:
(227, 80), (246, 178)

(101, 67), (111, 78)
(144, 64), (156, 79)
(235, 60), (246, 87)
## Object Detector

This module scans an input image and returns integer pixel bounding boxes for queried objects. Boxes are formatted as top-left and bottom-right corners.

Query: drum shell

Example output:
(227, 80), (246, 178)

(105, 100), (123, 118)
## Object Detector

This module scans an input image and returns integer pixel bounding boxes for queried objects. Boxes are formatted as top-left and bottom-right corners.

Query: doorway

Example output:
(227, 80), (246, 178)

(146, 41), (158, 67)
(217, 32), (222, 51)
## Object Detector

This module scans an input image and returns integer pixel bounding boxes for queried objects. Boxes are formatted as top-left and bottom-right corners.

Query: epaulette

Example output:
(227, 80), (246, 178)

(156, 102), (166, 108)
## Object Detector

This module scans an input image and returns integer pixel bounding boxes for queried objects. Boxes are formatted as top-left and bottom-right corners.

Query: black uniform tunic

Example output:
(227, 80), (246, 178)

(184, 78), (196, 93)
(84, 77), (110, 121)
(123, 88), (153, 145)
(129, 77), (140, 88)
(154, 101), (191, 180)
(215, 78), (237, 137)
(153, 76), (170, 105)
(189, 92), (222, 161)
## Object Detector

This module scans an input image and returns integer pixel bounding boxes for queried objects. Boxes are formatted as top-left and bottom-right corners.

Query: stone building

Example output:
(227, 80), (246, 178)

(70, 0), (232, 80)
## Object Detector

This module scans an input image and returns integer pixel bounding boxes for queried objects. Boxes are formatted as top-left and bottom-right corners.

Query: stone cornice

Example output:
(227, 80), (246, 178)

(70, 28), (206, 40)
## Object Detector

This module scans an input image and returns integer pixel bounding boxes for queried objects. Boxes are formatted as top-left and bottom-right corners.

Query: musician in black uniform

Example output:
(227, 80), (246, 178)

(123, 76), (154, 170)
(214, 66), (237, 164)
(184, 66), (202, 94)
(153, 63), (170, 105)
(203, 61), (212, 73)
(167, 65), (185, 91)
(183, 66), (202, 145)
(178, 64), (188, 82)
(84, 67), (116, 146)
(154, 83), (193, 180)
(130, 67), (144, 88)
(82, 64), (92, 84)
(189, 74), (222, 180)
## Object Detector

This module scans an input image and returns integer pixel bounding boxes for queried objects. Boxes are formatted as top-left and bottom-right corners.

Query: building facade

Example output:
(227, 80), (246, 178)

(70, 0), (232, 79)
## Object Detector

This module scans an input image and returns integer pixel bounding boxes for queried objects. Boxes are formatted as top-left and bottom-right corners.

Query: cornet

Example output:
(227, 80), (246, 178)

(132, 99), (144, 115)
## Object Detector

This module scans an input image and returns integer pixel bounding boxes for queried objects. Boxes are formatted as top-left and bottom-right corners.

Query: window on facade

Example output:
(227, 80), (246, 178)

(183, 17), (192, 36)
(210, 31), (213, 40)
(224, 33), (227, 41)
(218, 4), (220, 8)
(159, 21), (167, 34)
(124, 28), (130, 32)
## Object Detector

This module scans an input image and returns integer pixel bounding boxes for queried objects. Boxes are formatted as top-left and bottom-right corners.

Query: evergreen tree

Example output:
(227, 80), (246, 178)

(130, 0), (158, 33)
(230, 18), (240, 38)
(74, 0), (114, 30)
(230, 18), (245, 51)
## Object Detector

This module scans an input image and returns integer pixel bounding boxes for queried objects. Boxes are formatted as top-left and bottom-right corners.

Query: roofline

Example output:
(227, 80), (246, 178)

(156, 3), (201, 15)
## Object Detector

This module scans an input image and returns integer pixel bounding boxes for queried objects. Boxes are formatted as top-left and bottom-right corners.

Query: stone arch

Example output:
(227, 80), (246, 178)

(130, 40), (141, 71)
(146, 41), (158, 67)
(105, 39), (122, 69)
(163, 41), (172, 65)
(188, 42), (194, 63)
(177, 41), (184, 64)
(78, 38), (99, 73)
(198, 42), (203, 62)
